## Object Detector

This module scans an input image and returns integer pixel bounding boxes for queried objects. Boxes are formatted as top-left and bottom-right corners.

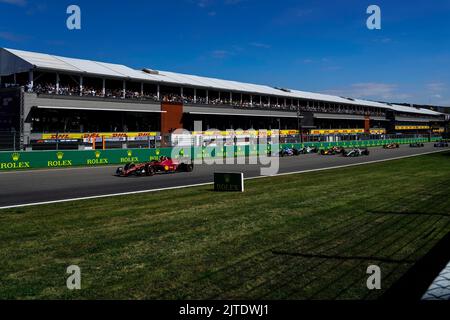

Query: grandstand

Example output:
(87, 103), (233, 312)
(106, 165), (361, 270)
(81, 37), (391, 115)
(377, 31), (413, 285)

(0, 47), (447, 150)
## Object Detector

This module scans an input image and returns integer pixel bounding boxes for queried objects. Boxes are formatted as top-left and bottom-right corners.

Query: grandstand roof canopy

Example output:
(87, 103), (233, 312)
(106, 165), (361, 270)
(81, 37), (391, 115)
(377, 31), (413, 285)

(0, 47), (443, 117)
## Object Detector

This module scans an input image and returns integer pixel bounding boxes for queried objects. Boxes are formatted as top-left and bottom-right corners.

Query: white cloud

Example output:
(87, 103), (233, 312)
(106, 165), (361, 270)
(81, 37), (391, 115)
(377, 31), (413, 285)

(0, 31), (27, 42)
(324, 83), (412, 101)
(0, 0), (27, 6)
(296, 8), (313, 17)
(425, 83), (448, 105)
(322, 66), (342, 72)
(249, 42), (271, 49)
(349, 83), (398, 98)
(211, 50), (231, 59)
(427, 82), (446, 92)
(189, 0), (213, 8)
(372, 37), (392, 44)
(273, 7), (314, 25)
(192, 0), (244, 8)
(301, 57), (331, 64)
(224, 0), (245, 4)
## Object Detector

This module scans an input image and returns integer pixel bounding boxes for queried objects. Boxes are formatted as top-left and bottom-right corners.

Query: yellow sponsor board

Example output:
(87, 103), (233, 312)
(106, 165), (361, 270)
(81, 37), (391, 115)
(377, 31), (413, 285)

(395, 126), (430, 130)
(192, 130), (275, 136)
(195, 129), (385, 136)
(310, 129), (365, 135)
(41, 132), (158, 140)
(369, 129), (387, 135)
(280, 130), (300, 135)
(432, 128), (445, 133)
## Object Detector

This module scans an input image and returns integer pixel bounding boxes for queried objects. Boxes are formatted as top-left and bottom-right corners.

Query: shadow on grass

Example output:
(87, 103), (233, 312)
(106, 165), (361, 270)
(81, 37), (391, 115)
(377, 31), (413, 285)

(368, 211), (450, 218)
(381, 232), (450, 301)
(436, 150), (450, 156)
(271, 251), (415, 264)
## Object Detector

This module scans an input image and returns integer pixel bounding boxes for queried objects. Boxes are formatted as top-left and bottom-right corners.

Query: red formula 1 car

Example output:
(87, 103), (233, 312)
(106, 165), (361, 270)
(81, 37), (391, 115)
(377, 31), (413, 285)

(116, 157), (194, 177)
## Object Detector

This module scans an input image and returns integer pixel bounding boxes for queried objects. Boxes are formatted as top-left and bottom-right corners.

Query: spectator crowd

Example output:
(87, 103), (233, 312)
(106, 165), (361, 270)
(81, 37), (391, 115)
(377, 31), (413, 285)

(17, 82), (385, 117)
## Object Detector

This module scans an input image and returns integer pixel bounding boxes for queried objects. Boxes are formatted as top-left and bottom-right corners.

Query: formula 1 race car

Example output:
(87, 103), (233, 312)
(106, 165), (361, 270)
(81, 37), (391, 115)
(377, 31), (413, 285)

(116, 157), (194, 177)
(342, 148), (370, 157)
(298, 146), (319, 154)
(383, 143), (400, 149)
(279, 147), (301, 157)
(409, 143), (425, 148)
(320, 146), (345, 156)
(434, 141), (449, 148)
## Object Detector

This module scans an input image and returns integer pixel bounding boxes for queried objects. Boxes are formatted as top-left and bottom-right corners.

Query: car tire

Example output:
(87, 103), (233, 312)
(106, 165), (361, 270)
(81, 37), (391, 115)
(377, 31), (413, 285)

(134, 169), (144, 177)
(124, 163), (133, 171)
(146, 166), (155, 176)
(144, 164), (151, 176)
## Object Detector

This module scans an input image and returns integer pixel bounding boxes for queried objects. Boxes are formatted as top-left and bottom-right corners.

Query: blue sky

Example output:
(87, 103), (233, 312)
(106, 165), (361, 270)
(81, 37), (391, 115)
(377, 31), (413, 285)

(1, 0), (449, 106)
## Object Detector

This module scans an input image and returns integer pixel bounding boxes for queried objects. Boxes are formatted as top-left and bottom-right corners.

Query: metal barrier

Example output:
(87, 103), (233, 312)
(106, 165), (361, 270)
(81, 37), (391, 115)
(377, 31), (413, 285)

(0, 131), (19, 151)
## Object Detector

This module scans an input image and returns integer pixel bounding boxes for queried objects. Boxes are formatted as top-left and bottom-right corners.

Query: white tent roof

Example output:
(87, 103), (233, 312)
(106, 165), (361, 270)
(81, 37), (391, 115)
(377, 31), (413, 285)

(1, 48), (444, 117)
(387, 104), (442, 116)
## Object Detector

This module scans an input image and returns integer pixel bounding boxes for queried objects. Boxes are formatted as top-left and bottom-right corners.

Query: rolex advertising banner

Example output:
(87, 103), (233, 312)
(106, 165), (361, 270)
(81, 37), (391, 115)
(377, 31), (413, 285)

(214, 172), (244, 192)
(0, 148), (175, 170)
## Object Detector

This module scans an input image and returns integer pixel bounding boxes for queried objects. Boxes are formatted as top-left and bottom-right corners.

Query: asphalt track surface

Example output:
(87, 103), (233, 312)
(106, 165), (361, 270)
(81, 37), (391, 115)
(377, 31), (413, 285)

(0, 143), (448, 208)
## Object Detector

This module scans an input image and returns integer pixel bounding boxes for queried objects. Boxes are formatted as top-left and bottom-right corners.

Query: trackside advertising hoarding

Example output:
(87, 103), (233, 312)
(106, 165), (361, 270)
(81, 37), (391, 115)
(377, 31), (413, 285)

(214, 172), (244, 192)
(0, 148), (173, 170)
(0, 137), (440, 171)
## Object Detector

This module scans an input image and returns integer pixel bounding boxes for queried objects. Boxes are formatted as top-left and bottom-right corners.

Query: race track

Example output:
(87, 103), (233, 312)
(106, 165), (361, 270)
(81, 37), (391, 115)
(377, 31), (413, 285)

(0, 143), (448, 208)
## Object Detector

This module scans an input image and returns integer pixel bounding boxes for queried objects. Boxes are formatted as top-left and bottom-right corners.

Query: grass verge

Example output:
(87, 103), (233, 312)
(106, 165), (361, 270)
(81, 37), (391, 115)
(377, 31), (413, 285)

(1, 152), (450, 300)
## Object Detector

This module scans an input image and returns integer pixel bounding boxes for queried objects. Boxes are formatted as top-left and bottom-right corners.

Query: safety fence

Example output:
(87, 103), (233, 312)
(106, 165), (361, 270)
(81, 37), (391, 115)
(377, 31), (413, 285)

(0, 132), (20, 151)
(0, 136), (442, 171)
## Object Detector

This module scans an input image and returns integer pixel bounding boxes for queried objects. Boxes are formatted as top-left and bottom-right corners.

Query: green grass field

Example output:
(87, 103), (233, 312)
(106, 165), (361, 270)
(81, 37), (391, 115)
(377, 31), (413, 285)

(1, 152), (450, 300)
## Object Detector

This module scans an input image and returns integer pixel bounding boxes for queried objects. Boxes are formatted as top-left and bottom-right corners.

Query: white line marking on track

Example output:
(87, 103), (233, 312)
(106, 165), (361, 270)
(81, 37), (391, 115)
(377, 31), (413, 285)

(0, 182), (214, 210)
(0, 149), (448, 210)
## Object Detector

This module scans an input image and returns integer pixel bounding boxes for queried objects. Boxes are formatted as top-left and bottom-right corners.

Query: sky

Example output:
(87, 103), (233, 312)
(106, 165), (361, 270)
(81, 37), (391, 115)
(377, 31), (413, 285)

(0, 0), (449, 106)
